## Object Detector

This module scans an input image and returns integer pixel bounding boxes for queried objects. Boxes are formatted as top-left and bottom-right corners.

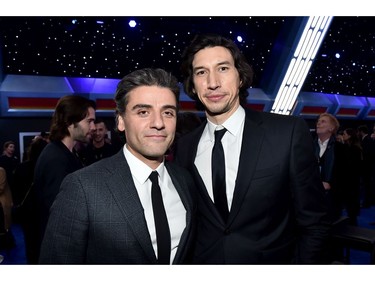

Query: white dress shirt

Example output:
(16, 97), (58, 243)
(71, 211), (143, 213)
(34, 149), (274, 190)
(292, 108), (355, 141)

(318, 138), (329, 157)
(123, 145), (186, 264)
(195, 106), (245, 210)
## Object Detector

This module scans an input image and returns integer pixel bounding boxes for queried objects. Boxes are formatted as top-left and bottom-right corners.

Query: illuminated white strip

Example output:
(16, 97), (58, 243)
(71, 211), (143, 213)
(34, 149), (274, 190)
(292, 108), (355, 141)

(271, 16), (333, 115)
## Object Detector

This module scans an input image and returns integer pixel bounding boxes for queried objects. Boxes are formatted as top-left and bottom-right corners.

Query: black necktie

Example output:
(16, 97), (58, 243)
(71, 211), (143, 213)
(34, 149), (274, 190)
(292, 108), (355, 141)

(212, 128), (229, 221)
(149, 171), (171, 264)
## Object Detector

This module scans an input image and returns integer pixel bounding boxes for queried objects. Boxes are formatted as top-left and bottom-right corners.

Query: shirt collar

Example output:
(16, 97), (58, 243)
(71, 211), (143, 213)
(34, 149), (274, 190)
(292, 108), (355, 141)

(318, 138), (329, 146)
(123, 144), (165, 184)
(207, 105), (245, 142)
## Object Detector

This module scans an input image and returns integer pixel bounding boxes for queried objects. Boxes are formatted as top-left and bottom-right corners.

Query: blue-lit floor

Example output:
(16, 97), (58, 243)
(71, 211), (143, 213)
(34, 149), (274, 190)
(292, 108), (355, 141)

(0, 223), (27, 264)
(344, 205), (375, 264)
(1, 206), (375, 265)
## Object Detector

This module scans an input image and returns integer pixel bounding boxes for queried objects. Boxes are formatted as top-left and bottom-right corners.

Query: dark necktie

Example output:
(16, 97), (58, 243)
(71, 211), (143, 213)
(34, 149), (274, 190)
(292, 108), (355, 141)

(212, 128), (229, 221)
(149, 171), (171, 264)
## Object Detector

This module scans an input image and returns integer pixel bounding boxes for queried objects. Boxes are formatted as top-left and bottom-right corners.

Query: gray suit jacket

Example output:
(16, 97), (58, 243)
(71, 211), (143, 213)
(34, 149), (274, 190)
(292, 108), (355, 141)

(39, 150), (196, 264)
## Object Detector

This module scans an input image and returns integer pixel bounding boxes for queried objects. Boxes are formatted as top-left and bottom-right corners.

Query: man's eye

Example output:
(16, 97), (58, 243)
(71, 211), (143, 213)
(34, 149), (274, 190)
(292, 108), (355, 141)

(195, 70), (206, 76)
(138, 110), (149, 116)
(164, 111), (175, 117)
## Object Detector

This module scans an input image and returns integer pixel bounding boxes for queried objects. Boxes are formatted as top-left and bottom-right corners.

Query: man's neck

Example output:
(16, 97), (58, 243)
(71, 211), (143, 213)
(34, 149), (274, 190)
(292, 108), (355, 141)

(93, 140), (105, 149)
(318, 134), (331, 143)
(61, 137), (75, 152)
(206, 104), (241, 125)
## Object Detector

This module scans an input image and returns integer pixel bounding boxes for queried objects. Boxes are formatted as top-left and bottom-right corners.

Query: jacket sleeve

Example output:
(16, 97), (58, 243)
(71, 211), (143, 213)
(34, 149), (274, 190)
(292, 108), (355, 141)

(39, 172), (89, 264)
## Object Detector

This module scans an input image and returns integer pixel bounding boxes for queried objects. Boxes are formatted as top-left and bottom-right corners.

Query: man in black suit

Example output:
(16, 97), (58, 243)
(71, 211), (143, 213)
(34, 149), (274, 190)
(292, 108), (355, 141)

(174, 34), (330, 264)
(39, 68), (196, 264)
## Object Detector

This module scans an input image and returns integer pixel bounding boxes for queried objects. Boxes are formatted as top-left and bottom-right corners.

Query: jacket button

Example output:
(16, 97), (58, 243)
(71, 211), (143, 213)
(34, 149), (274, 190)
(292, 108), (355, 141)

(224, 228), (231, 235)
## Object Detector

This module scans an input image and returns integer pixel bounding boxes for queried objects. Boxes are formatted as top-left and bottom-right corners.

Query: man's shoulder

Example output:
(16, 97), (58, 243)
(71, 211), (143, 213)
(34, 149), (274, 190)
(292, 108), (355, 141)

(177, 121), (206, 142)
(166, 161), (192, 178)
(43, 141), (64, 152)
(245, 108), (305, 128)
(81, 150), (123, 171)
(38, 141), (67, 160)
(103, 142), (118, 153)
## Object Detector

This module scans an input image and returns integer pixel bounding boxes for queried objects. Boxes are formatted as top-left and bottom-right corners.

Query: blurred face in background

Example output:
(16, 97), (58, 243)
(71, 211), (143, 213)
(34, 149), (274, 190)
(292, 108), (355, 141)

(342, 130), (351, 142)
(93, 122), (108, 144)
(336, 132), (344, 143)
(316, 115), (335, 138)
(69, 107), (96, 143)
(4, 143), (15, 157)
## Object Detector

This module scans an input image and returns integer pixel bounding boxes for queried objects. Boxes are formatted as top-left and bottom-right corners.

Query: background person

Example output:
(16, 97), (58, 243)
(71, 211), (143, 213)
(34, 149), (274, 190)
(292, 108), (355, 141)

(314, 113), (348, 227)
(338, 128), (362, 225)
(32, 95), (96, 263)
(12, 137), (48, 263)
(0, 141), (20, 200)
(0, 167), (14, 253)
(80, 118), (118, 166)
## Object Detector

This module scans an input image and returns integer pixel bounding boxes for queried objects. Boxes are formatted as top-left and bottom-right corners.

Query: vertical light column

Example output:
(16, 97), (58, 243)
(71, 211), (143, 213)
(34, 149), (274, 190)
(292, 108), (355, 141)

(271, 16), (333, 115)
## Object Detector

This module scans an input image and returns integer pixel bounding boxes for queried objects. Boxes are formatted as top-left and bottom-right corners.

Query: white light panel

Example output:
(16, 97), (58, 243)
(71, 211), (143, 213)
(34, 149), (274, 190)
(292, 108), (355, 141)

(271, 16), (333, 115)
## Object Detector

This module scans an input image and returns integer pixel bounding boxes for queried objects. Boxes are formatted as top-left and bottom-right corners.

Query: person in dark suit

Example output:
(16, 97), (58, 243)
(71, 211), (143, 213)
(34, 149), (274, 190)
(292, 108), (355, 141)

(0, 140), (20, 199)
(12, 137), (48, 263)
(32, 95), (96, 263)
(314, 113), (342, 223)
(174, 34), (330, 264)
(39, 68), (196, 264)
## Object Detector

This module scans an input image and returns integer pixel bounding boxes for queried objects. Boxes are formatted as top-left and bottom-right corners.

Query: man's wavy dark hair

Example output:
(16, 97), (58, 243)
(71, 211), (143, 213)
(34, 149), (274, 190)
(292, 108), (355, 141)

(49, 95), (96, 142)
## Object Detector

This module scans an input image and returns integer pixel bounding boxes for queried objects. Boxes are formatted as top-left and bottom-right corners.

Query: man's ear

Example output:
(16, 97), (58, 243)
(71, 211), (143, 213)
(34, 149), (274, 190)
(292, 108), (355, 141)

(117, 115), (125, 131)
(67, 123), (74, 135)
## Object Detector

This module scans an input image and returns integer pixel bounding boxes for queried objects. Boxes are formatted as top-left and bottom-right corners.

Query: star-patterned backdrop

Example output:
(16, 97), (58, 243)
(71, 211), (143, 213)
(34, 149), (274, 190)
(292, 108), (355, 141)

(0, 16), (374, 97)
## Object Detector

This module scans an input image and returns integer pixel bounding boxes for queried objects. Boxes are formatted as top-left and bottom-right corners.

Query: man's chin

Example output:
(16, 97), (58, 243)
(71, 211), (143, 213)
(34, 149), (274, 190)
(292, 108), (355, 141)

(145, 149), (169, 160)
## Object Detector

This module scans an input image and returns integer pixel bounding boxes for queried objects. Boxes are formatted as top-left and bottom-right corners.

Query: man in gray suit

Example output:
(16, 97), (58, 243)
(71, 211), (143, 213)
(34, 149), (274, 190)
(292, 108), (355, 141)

(39, 68), (196, 264)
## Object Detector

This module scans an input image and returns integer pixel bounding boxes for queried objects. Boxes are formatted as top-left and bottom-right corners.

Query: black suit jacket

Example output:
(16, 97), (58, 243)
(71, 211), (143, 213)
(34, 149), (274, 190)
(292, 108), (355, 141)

(39, 150), (196, 264)
(33, 140), (84, 259)
(360, 134), (375, 170)
(175, 108), (330, 264)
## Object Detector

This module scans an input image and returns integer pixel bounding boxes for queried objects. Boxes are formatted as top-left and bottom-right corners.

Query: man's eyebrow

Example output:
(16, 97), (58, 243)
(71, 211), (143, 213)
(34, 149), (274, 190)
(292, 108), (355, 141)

(131, 104), (152, 110)
(162, 105), (177, 111)
(193, 60), (232, 71)
(130, 104), (177, 111)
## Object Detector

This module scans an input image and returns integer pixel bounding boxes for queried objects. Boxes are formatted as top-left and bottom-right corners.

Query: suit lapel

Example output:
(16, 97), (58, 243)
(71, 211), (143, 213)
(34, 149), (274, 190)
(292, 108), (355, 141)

(104, 151), (156, 262)
(192, 163), (226, 225)
(227, 109), (265, 224)
(165, 163), (192, 263)
(185, 122), (226, 223)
